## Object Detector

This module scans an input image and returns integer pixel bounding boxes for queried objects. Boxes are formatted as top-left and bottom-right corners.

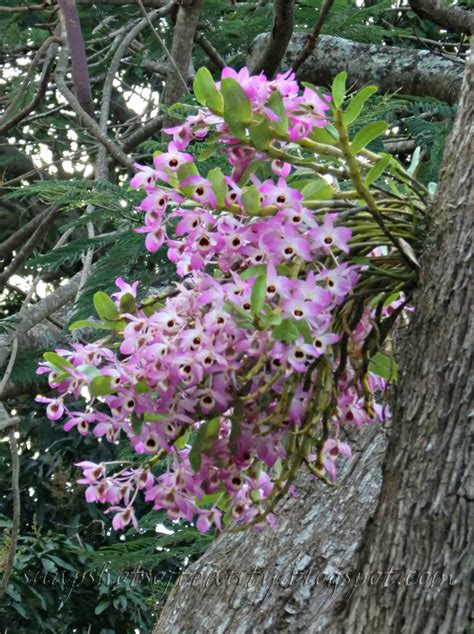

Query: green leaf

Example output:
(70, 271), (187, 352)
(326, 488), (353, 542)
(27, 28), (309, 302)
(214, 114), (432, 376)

(131, 416), (144, 435)
(189, 418), (220, 472)
(207, 167), (226, 207)
(178, 161), (200, 197)
(343, 85), (378, 126)
(177, 161), (199, 181)
(221, 77), (253, 125)
(240, 264), (266, 280)
(94, 599), (111, 616)
(332, 71), (347, 108)
(351, 121), (388, 154)
(119, 292), (136, 314)
(43, 351), (74, 372)
(272, 319), (299, 342)
(310, 125), (338, 145)
(250, 270), (267, 315)
(241, 186), (261, 214)
(197, 144), (218, 162)
(135, 379), (148, 394)
(267, 90), (288, 136)
(365, 154), (391, 186)
(249, 117), (272, 150)
(77, 364), (101, 379)
(193, 67), (224, 114)
(295, 319), (313, 344)
(93, 291), (119, 321)
(407, 146), (421, 176)
(90, 375), (115, 397)
(69, 319), (113, 331)
(368, 352), (398, 381)
(301, 178), (334, 201)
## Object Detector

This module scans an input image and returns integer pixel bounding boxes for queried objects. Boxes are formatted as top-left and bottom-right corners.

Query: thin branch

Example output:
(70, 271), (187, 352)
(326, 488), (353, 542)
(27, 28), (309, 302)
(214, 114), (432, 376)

(0, 36), (61, 133)
(0, 206), (52, 261)
(408, 0), (474, 35)
(250, 0), (295, 76)
(121, 115), (165, 153)
(0, 272), (81, 370)
(292, 0), (335, 73)
(195, 32), (225, 70)
(55, 41), (134, 170)
(0, 206), (62, 292)
(0, 2), (47, 12)
(136, 0), (189, 95)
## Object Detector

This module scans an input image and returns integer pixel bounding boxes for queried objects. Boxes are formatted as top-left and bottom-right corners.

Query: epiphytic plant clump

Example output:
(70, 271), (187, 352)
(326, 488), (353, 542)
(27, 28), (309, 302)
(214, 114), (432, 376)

(38, 67), (425, 533)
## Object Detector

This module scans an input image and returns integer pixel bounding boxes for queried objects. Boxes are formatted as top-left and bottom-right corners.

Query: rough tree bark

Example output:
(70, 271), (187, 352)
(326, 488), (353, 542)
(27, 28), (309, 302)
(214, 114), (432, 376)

(249, 33), (464, 104)
(338, 52), (473, 634)
(153, 52), (473, 634)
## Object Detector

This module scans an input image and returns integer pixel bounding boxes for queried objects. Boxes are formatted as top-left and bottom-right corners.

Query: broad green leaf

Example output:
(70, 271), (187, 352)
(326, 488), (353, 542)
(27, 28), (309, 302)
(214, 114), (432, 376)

(343, 85), (378, 125)
(189, 418), (220, 472)
(135, 379), (148, 394)
(332, 71), (347, 108)
(76, 364), (101, 379)
(177, 161), (200, 197)
(267, 90), (289, 136)
(227, 120), (248, 141)
(351, 121), (388, 154)
(94, 600), (111, 616)
(240, 264), (266, 280)
(43, 352), (74, 371)
(175, 429), (190, 449)
(365, 154), (391, 186)
(223, 301), (252, 321)
(197, 144), (218, 162)
(221, 77), (253, 125)
(368, 352), (398, 381)
(310, 125), (338, 145)
(295, 319), (312, 344)
(208, 167), (226, 207)
(272, 319), (299, 342)
(69, 319), (113, 331)
(249, 117), (272, 150)
(301, 178), (334, 201)
(177, 161), (199, 181)
(90, 375), (115, 397)
(193, 67), (224, 114)
(250, 270), (267, 315)
(93, 291), (119, 321)
(119, 292), (136, 314)
(241, 186), (261, 214)
(131, 416), (144, 435)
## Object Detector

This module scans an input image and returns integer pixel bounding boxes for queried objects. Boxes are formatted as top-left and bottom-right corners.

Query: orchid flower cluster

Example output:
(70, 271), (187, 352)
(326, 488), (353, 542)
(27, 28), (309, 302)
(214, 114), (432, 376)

(37, 67), (422, 533)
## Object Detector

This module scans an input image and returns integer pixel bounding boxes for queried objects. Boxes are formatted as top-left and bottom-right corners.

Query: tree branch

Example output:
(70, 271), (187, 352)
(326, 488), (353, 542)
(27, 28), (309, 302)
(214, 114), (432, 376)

(0, 272), (81, 370)
(0, 206), (62, 292)
(162, 0), (204, 126)
(0, 37), (61, 135)
(55, 42), (134, 169)
(57, 0), (94, 115)
(195, 32), (225, 70)
(409, 0), (474, 35)
(291, 0), (335, 73)
(249, 0), (294, 77)
(249, 32), (464, 104)
(0, 409), (20, 600)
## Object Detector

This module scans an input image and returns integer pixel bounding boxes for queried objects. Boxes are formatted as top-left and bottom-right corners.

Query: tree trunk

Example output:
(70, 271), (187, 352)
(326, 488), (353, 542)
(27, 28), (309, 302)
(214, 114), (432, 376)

(153, 59), (473, 633)
(338, 52), (473, 634)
